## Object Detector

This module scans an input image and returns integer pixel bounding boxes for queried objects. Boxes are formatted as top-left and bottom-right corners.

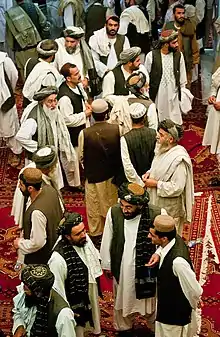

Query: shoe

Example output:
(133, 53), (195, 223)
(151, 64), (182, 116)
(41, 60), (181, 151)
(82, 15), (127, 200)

(118, 330), (133, 337)
(208, 177), (220, 187)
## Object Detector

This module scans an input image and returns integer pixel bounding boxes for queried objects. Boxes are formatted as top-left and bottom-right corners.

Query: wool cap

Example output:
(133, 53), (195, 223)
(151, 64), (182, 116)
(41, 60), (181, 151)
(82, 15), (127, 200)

(153, 215), (176, 232)
(91, 99), (108, 114)
(33, 86), (58, 101)
(129, 102), (146, 119)
(160, 29), (178, 43)
(32, 146), (57, 169)
(63, 26), (84, 39)
(119, 47), (141, 64)
(21, 168), (42, 184)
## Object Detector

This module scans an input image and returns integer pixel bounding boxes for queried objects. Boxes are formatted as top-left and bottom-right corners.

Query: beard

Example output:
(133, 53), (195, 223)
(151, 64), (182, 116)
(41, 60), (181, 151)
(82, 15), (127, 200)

(158, 140), (170, 154)
(66, 46), (77, 54)
(25, 294), (39, 308)
(168, 45), (178, 53)
(72, 237), (87, 247)
(123, 207), (142, 220)
(106, 28), (118, 37)
(20, 188), (30, 197)
(175, 17), (185, 25)
(43, 104), (55, 115)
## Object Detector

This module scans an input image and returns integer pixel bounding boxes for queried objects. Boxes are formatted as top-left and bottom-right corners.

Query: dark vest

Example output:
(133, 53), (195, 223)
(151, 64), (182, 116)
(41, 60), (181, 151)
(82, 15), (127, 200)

(110, 203), (161, 283)
(100, 35), (125, 66)
(85, 4), (107, 42)
(156, 235), (193, 326)
(23, 185), (63, 265)
(149, 49), (181, 102)
(57, 82), (86, 147)
(112, 66), (129, 96)
(83, 122), (121, 183)
(48, 289), (70, 337)
(1, 60), (15, 113)
(124, 127), (156, 177)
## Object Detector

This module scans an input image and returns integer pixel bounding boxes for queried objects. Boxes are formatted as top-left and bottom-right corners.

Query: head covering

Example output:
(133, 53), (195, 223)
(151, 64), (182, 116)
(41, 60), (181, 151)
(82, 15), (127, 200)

(119, 47), (141, 64)
(160, 29), (178, 43)
(158, 119), (183, 141)
(153, 215), (176, 233)
(129, 103), (146, 119)
(57, 212), (83, 236)
(21, 264), (54, 297)
(63, 26), (84, 39)
(32, 146), (57, 169)
(21, 168), (42, 184)
(33, 86), (58, 101)
(91, 99), (108, 114)
(36, 39), (58, 56)
(118, 182), (149, 205)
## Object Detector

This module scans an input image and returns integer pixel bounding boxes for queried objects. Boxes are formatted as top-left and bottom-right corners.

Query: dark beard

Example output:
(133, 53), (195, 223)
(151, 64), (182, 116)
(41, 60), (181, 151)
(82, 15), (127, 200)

(106, 28), (117, 37)
(168, 46), (177, 53)
(20, 189), (30, 197)
(176, 18), (185, 25)
(123, 208), (142, 220)
(25, 294), (39, 308)
(66, 46), (77, 54)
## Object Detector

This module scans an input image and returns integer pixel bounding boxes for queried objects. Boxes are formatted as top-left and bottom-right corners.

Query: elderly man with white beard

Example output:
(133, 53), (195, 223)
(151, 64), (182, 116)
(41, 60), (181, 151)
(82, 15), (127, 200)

(142, 119), (194, 236)
(15, 86), (77, 191)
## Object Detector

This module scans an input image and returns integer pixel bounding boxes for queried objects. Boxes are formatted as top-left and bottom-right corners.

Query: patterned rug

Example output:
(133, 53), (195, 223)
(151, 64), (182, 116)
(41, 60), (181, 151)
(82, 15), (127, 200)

(0, 81), (220, 335)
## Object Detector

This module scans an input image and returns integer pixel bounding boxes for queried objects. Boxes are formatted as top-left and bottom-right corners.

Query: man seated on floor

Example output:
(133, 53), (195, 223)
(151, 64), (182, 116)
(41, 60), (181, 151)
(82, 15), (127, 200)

(48, 212), (103, 337)
(12, 264), (76, 337)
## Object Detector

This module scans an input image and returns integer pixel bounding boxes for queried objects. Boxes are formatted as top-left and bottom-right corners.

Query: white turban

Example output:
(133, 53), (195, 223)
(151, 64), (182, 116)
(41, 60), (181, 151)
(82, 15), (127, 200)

(63, 26), (84, 38)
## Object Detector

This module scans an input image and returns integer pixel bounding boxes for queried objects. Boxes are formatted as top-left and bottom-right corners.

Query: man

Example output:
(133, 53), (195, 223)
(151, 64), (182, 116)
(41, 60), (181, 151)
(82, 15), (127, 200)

(121, 103), (156, 187)
(16, 86), (77, 190)
(12, 264), (76, 337)
(89, 15), (130, 79)
(143, 119), (194, 235)
(102, 46), (147, 102)
(145, 29), (187, 125)
(58, 0), (85, 28)
(0, 51), (22, 167)
(148, 215), (203, 337)
(48, 212), (103, 336)
(5, 0), (48, 79)
(202, 67), (220, 186)
(85, 0), (107, 42)
(13, 168), (63, 265)
(164, 4), (199, 89)
(78, 99), (121, 238)
(58, 63), (92, 188)
(22, 39), (62, 106)
(118, 0), (150, 60)
(100, 182), (166, 334)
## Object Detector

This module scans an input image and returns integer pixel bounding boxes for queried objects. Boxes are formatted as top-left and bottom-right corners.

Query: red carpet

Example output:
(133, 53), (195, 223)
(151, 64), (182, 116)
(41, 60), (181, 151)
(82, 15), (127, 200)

(0, 81), (220, 335)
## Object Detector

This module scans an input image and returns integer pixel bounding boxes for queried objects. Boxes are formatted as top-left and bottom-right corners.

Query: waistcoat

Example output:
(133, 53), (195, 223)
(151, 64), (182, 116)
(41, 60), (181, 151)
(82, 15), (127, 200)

(112, 66), (129, 96)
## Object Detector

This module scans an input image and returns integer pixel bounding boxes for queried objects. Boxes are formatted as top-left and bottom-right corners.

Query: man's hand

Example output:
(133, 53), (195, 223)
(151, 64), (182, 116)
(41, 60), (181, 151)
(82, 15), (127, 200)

(142, 172), (150, 182)
(104, 270), (113, 279)
(144, 178), (158, 188)
(213, 101), (220, 111)
(145, 254), (160, 267)
(208, 95), (216, 104)
(13, 325), (27, 337)
(82, 78), (89, 89)
(13, 238), (20, 249)
(85, 104), (92, 117)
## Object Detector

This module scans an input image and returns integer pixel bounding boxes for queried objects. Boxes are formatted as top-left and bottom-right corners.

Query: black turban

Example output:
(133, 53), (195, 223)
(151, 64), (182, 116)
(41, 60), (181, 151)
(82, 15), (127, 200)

(57, 212), (83, 236)
(118, 182), (149, 205)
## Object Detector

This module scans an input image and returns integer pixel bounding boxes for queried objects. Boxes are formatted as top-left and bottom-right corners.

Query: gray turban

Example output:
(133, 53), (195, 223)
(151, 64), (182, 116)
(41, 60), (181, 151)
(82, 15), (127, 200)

(37, 39), (58, 56)
(119, 47), (141, 64)
(63, 26), (84, 39)
(57, 212), (83, 236)
(21, 264), (54, 297)
(33, 86), (58, 101)
(158, 119), (183, 141)
(32, 146), (57, 169)
(118, 182), (149, 205)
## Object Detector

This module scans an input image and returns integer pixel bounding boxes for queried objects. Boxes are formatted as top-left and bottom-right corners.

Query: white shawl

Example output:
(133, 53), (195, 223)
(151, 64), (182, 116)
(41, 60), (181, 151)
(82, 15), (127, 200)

(119, 6), (149, 35)
(0, 52), (10, 107)
(89, 27), (112, 57)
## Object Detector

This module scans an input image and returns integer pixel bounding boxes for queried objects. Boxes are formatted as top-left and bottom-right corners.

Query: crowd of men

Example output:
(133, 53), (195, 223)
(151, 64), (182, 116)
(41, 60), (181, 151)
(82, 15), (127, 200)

(0, 0), (219, 337)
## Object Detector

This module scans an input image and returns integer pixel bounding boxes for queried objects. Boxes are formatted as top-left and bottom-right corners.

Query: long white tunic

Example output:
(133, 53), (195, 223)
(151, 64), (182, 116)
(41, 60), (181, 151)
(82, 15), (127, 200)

(100, 207), (165, 317)
(48, 235), (102, 334)
(155, 238), (203, 337)
(144, 51), (187, 125)
(12, 285), (76, 337)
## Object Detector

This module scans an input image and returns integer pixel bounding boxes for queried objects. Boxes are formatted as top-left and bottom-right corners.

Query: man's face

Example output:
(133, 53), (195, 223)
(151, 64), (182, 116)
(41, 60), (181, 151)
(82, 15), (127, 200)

(128, 56), (141, 71)
(43, 94), (57, 110)
(67, 67), (82, 85)
(174, 8), (185, 24)
(168, 38), (179, 53)
(120, 199), (141, 220)
(148, 228), (163, 245)
(19, 180), (31, 197)
(156, 128), (173, 153)
(67, 222), (87, 247)
(65, 36), (80, 54)
(106, 19), (119, 37)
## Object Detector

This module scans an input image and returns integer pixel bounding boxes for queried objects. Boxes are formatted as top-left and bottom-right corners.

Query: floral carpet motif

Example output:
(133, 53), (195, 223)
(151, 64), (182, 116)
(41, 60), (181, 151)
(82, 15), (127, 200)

(0, 82), (220, 335)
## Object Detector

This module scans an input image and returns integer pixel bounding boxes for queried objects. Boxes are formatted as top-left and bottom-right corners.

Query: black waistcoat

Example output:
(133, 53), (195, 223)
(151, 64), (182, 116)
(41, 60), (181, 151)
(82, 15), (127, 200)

(57, 82), (86, 147)
(124, 127), (156, 177)
(149, 49), (181, 102)
(112, 66), (129, 96)
(156, 235), (193, 326)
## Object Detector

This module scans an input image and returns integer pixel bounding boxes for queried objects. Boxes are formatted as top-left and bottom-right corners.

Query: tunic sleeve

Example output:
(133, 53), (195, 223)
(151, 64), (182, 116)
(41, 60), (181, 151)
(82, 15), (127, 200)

(63, 3), (75, 27)
(56, 307), (76, 337)
(180, 52), (187, 87)
(58, 96), (86, 127)
(48, 251), (68, 302)
(144, 51), (153, 77)
(100, 208), (114, 270)
(102, 71), (115, 100)
(15, 119), (38, 153)
(4, 56), (18, 90)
